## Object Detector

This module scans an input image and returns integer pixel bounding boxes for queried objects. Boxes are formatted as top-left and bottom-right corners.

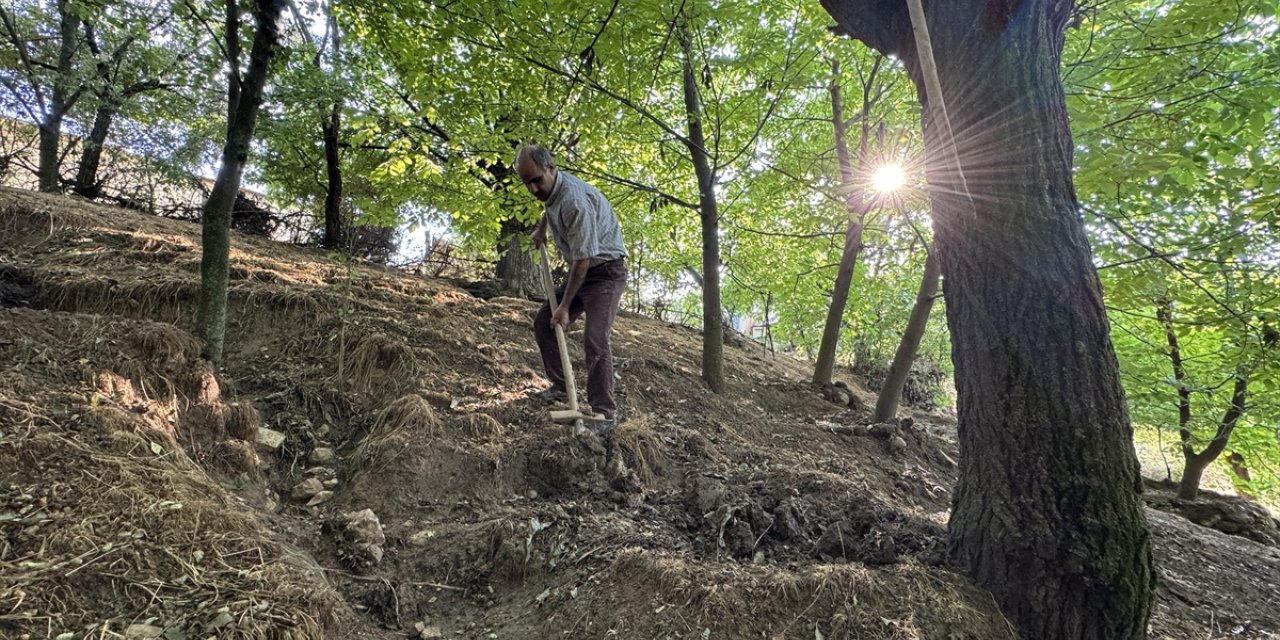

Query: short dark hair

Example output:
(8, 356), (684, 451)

(516, 145), (554, 171)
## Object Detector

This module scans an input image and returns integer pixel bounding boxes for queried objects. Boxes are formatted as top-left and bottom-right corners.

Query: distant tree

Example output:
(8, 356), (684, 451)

(0, 0), (87, 192)
(197, 0), (286, 366)
(821, 0), (1155, 637)
(812, 57), (879, 387)
(72, 2), (185, 200)
(872, 250), (939, 422)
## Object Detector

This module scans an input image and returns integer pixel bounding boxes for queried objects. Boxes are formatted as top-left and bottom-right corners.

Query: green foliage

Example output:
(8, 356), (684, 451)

(1067, 0), (1280, 498)
(3, 0), (1274, 501)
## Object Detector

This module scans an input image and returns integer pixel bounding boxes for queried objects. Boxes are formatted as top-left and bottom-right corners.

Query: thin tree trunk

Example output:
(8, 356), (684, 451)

(322, 101), (344, 247)
(38, 0), (82, 193)
(821, 1), (1154, 637)
(1157, 300), (1192, 431)
(872, 250), (939, 422)
(1178, 373), (1249, 499)
(814, 59), (876, 386)
(198, 0), (285, 366)
(679, 18), (723, 394)
(73, 101), (116, 199)
(321, 9), (344, 249)
(223, 0), (242, 127)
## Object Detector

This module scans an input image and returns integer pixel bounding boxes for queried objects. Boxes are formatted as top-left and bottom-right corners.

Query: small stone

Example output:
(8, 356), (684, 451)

(868, 422), (898, 439)
(307, 490), (334, 506)
(291, 478), (324, 500)
(888, 435), (908, 453)
(310, 447), (335, 464)
(409, 530), (436, 546)
(526, 489), (538, 499)
(323, 478), (339, 489)
(416, 623), (444, 639)
(255, 426), (286, 452)
(125, 625), (164, 639)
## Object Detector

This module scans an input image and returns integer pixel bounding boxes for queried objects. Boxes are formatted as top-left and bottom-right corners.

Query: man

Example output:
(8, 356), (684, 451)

(516, 145), (628, 434)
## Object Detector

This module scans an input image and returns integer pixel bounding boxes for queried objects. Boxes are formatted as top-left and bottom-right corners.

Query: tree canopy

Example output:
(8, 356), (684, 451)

(1, 0), (1276, 497)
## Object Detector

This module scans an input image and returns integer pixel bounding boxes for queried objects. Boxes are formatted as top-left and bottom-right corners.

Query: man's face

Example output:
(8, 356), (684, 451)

(517, 162), (557, 202)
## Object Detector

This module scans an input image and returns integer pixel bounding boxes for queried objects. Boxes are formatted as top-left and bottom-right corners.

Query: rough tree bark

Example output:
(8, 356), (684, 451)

(872, 250), (939, 422)
(820, 1), (1154, 637)
(679, 17), (724, 393)
(494, 217), (541, 298)
(813, 58), (876, 387)
(198, 0), (286, 366)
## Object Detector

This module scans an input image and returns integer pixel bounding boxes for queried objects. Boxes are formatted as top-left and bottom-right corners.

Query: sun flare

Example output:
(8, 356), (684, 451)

(872, 164), (906, 193)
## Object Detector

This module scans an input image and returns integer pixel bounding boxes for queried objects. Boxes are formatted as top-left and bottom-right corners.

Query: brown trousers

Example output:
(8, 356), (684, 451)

(534, 258), (627, 418)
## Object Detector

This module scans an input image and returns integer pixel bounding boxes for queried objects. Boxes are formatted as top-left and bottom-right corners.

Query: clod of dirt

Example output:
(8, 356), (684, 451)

(310, 446), (336, 464)
(334, 508), (386, 568)
(686, 476), (728, 517)
(773, 499), (811, 542)
(888, 435), (908, 453)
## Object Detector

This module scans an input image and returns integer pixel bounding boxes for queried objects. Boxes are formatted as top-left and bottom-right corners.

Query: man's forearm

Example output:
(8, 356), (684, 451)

(560, 258), (592, 305)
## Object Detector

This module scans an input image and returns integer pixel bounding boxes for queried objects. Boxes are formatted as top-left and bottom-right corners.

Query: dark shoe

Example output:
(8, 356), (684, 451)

(586, 417), (616, 435)
(532, 386), (567, 403)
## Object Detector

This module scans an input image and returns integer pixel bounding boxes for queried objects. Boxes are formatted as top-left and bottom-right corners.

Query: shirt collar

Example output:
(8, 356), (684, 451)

(544, 170), (567, 207)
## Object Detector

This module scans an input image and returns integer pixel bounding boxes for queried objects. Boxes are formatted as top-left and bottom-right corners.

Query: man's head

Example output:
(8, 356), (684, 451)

(515, 145), (557, 202)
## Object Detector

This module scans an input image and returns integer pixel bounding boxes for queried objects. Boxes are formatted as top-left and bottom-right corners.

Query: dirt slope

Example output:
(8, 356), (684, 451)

(1, 187), (1276, 639)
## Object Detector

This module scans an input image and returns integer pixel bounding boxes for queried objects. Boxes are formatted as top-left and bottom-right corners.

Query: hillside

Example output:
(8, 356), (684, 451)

(1, 187), (1278, 639)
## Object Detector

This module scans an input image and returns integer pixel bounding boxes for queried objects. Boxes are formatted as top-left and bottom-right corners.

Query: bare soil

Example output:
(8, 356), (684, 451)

(1, 187), (1276, 639)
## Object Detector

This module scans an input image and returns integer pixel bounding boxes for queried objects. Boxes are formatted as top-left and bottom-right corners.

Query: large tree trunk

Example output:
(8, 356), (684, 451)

(872, 250), (939, 422)
(494, 217), (541, 298)
(813, 60), (872, 386)
(679, 19), (724, 394)
(198, 0), (285, 366)
(821, 1), (1155, 637)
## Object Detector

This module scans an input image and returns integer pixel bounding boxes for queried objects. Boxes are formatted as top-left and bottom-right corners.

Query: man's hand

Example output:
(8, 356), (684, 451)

(531, 223), (547, 248)
(551, 303), (570, 329)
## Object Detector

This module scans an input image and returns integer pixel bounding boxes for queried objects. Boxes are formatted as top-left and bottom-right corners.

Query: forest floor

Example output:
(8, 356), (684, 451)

(1, 186), (1278, 640)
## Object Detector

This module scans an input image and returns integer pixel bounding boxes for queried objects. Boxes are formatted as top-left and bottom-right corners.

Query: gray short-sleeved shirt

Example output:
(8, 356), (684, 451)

(544, 171), (627, 267)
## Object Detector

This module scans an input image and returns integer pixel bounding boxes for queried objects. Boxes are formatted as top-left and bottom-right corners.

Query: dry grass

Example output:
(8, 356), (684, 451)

(224, 401), (262, 441)
(612, 413), (668, 484)
(0, 397), (341, 638)
(0, 195), (96, 243)
(129, 322), (203, 364)
(608, 549), (1015, 640)
(351, 394), (440, 467)
(456, 412), (504, 439)
(42, 274), (200, 325)
(344, 332), (421, 392)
